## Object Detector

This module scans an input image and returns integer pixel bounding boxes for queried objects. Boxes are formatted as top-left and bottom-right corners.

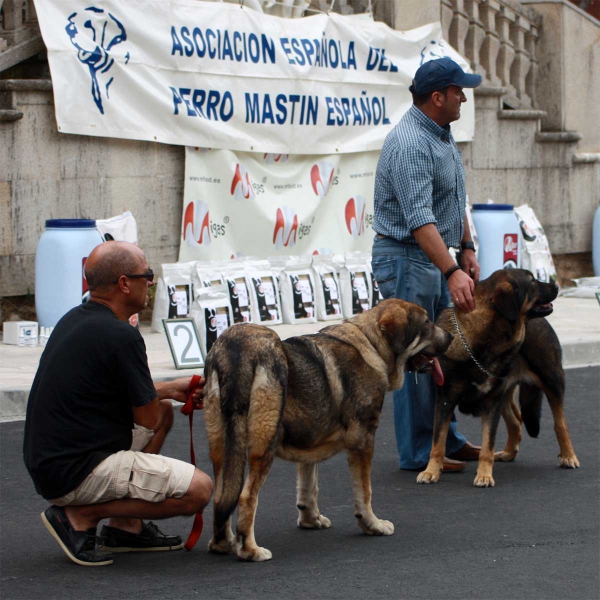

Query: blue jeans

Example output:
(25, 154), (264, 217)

(372, 236), (466, 469)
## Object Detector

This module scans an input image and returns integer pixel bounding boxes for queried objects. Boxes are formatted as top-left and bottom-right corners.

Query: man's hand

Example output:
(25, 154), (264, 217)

(460, 250), (480, 283)
(156, 377), (206, 405)
(448, 269), (476, 312)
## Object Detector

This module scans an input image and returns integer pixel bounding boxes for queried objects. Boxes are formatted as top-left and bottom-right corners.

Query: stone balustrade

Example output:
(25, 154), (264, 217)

(0, 0), (43, 72)
(441, 0), (541, 108)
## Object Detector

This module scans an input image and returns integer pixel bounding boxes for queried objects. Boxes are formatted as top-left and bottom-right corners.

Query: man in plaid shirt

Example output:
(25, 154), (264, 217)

(372, 57), (482, 472)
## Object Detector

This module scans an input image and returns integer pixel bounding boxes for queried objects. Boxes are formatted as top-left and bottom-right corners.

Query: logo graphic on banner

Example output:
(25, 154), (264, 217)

(420, 39), (447, 65)
(264, 153), (289, 165)
(183, 200), (211, 247)
(231, 163), (256, 200)
(65, 7), (128, 114)
(273, 206), (298, 249)
(345, 195), (366, 238)
(311, 162), (335, 199)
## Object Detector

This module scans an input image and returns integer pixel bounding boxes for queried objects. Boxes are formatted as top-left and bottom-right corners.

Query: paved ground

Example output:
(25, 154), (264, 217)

(1, 366), (598, 600)
(2, 296), (600, 419)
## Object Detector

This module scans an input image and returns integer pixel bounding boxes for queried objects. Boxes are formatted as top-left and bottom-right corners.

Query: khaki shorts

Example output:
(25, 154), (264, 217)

(51, 426), (195, 506)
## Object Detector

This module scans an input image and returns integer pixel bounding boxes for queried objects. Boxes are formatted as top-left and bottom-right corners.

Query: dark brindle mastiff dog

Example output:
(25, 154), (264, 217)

(417, 268), (579, 488)
(203, 298), (453, 561)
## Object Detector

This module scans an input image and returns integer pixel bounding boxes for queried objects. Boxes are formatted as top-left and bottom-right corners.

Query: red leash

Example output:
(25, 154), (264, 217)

(180, 374), (204, 551)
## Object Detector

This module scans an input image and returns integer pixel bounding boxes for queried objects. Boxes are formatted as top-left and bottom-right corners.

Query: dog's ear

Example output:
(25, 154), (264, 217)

(379, 304), (410, 353)
(490, 281), (521, 321)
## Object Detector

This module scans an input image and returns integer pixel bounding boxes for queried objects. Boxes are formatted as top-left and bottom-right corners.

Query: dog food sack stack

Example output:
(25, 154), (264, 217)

(191, 261), (225, 290)
(340, 252), (372, 318)
(191, 285), (233, 355)
(221, 262), (253, 324)
(151, 261), (196, 332)
(244, 260), (283, 324)
(514, 204), (559, 285)
(278, 256), (317, 324)
(312, 254), (343, 320)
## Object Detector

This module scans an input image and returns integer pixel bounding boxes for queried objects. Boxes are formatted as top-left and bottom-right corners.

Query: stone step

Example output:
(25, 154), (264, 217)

(536, 131), (583, 144)
(0, 109), (24, 122)
(497, 110), (547, 120)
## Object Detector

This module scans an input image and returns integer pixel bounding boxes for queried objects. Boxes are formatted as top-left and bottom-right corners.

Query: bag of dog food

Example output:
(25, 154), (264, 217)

(244, 260), (283, 324)
(277, 256), (317, 324)
(191, 285), (233, 355)
(191, 261), (225, 291)
(514, 204), (559, 285)
(221, 262), (253, 324)
(151, 261), (196, 332)
(312, 254), (343, 320)
(340, 252), (372, 318)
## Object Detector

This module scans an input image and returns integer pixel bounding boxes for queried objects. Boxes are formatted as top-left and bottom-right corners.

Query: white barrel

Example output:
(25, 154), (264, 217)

(471, 204), (520, 281)
(35, 219), (103, 328)
(593, 205), (600, 277)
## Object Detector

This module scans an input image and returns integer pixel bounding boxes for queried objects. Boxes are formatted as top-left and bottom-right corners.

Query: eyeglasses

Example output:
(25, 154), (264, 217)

(113, 268), (154, 284)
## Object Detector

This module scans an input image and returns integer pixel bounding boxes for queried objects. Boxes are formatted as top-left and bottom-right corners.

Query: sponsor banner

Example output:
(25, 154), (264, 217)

(34, 0), (475, 153)
(179, 147), (378, 261)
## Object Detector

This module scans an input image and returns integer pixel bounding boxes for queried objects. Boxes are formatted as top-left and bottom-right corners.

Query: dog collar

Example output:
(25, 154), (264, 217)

(451, 309), (504, 379)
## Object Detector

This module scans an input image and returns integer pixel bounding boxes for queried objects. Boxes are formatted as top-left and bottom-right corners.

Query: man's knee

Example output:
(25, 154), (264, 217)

(181, 469), (213, 514)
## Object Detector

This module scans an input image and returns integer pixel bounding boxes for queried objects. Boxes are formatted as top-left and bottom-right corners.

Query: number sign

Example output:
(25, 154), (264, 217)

(163, 318), (205, 369)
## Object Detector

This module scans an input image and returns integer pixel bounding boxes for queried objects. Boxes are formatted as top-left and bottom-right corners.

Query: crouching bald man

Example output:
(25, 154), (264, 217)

(23, 241), (213, 567)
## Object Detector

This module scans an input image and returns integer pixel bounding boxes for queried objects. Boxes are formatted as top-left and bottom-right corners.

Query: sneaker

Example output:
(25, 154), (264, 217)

(97, 521), (183, 553)
(41, 506), (113, 567)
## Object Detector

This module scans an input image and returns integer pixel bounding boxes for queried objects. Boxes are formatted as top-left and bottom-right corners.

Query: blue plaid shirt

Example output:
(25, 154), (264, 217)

(373, 104), (466, 248)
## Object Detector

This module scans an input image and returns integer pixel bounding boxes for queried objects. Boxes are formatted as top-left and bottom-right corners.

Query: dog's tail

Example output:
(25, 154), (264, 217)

(518, 382), (543, 438)
(204, 326), (288, 542)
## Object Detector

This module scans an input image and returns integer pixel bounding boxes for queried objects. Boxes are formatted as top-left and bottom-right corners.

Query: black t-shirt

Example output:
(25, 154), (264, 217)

(23, 302), (157, 499)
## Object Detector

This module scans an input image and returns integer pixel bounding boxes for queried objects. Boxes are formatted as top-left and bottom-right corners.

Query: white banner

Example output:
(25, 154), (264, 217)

(178, 148), (379, 261)
(34, 0), (475, 153)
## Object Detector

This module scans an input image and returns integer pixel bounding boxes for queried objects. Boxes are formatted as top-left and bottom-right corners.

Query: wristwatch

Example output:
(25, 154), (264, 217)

(460, 241), (476, 252)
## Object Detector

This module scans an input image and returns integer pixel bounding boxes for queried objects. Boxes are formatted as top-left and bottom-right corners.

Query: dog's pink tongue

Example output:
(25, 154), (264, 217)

(432, 357), (444, 386)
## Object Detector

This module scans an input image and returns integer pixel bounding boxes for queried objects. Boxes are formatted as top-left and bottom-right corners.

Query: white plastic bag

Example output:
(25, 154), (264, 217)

(151, 261), (196, 332)
(277, 256), (317, 324)
(191, 261), (225, 292)
(340, 251), (372, 318)
(191, 285), (234, 355)
(221, 262), (253, 324)
(514, 204), (558, 284)
(96, 211), (138, 244)
(312, 254), (344, 320)
(244, 259), (283, 324)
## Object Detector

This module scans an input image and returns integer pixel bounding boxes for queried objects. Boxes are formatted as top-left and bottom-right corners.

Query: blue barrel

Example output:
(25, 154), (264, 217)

(471, 204), (520, 280)
(593, 205), (600, 277)
(35, 219), (103, 328)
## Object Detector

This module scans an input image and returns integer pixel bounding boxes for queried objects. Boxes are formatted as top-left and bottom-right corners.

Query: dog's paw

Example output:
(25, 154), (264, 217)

(236, 545), (273, 562)
(559, 455), (580, 469)
(298, 513), (331, 529)
(494, 450), (518, 462)
(416, 470), (440, 484)
(359, 518), (394, 536)
(473, 474), (495, 488)
(208, 537), (235, 555)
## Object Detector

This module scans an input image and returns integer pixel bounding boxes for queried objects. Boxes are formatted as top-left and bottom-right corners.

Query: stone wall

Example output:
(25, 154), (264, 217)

(0, 83), (185, 296)
(523, 0), (600, 153)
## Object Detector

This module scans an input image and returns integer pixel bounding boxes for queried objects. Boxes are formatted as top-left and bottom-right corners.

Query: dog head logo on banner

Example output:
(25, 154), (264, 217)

(65, 7), (129, 115)
(311, 161), (335, 199)
(345, 195), (366, 238)
(231, 163), (256, 200)
(273, 206), (298, 249)
(183, 200), (211, 247)
(420, 39), (447, 64)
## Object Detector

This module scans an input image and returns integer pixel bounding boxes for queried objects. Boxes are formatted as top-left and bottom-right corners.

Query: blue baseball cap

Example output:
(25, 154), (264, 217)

(409, 57), (482, 95)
